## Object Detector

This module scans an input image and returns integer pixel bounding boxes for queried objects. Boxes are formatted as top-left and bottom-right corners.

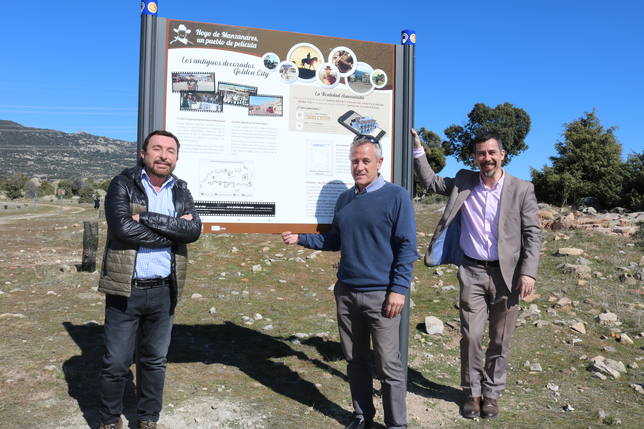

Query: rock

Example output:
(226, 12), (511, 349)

(524, 304), (541, 317)
(593, 371), (608, 380)
(557, 213), (576, 229)
(634, 269), (644, 281)
(602, 346), (617, 353)
(251, 264), (262, 273)
(44, 365), (57, 372)
(619, 272), (637, 284)
(562, 403), (575, 412)
(613, 226), (638, 236)
(577, 280), (588, 286)
(424, 316), (445, 335)
(306, 251), (321, 260)
(0, 313), (26, 319)
(555, 297), (572, 308)
(59, 264), (72, 273)
(441, 285), (455, 291)
(557, 247), (584, 256)
(576, 257), (592, 265)
(262, 324), (273, 331)
(619, 333), (634, 345)
(558, 263), (591, 278)
(530, 362), (543, 372)
(630, 384), (644, 394)
(571, 322), (586, 334)
(534, 320), (550, 328)
(254, 313), (263, 320)
(604, 359), (626, 374)
(539, 208), (556, 219)
(522, 293), (540, 303)
(597, 312), (619, 326)
(261, 246), (270, 252)
(190, 293), (203, 299)
(588, 356), (624, 379)
(208, 307), (217, 315)
(546, 383), (559, 392)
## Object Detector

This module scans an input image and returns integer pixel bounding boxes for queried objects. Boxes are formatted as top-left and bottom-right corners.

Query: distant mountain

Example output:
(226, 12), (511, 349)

(0, 120), (136, 180)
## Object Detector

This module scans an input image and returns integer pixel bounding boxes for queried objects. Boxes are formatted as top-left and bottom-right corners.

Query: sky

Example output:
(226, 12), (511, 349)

(1, 0), (642, 180)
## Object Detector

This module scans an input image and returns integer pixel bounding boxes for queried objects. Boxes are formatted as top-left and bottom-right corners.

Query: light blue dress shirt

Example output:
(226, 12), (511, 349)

(354, 174), (385, 194)
(134, 170), (176, 279)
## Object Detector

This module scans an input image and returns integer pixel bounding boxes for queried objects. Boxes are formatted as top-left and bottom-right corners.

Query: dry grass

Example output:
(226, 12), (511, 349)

(0, 201), (642, 429)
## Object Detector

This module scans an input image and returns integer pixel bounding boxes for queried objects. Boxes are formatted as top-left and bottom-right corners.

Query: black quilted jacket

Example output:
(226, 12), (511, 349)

(98, 165), (201, 300)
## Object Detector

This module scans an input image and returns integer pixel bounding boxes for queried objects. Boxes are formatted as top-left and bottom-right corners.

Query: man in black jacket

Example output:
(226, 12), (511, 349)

(98, 130), (201, 429)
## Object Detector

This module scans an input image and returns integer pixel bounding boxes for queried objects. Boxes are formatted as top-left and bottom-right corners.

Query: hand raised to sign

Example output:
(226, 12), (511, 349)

(410, 128), (423, 149)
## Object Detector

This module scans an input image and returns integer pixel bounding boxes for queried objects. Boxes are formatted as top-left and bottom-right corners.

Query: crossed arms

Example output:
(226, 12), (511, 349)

(105, 175), (201, 248)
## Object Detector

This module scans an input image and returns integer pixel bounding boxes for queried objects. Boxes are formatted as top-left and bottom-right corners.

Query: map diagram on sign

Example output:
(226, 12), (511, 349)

(199, 160), (253, 198)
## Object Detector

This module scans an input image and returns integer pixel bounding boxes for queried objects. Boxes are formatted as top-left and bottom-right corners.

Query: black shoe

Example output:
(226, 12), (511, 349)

(345, 416), (374, 429)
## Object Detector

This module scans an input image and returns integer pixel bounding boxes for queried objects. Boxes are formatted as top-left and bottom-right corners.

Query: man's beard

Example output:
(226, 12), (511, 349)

(480, 162), (497, 177)
(151, 162), (174, 177)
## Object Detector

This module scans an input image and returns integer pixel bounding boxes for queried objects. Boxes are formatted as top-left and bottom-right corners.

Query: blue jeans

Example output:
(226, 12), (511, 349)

(99, 285), (174, 424)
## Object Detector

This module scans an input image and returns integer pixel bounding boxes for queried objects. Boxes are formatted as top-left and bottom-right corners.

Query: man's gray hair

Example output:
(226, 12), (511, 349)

(350, 137), (383, 159)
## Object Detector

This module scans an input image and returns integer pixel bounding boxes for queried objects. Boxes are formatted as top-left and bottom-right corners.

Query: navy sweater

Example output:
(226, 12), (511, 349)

(299, 182), (419, 295)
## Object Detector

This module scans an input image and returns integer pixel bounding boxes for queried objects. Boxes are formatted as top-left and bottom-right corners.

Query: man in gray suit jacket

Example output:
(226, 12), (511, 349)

(411, 129), (541, 419)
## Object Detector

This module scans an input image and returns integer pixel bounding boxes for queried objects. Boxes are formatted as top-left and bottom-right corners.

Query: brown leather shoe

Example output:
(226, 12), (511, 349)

(482, 397), (499, 418)
(461, 396), (481, 419)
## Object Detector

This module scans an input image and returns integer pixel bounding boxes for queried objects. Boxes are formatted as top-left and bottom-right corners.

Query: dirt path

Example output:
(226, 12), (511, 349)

(47, 391), (458, 429)
(0, 203), (86, 224)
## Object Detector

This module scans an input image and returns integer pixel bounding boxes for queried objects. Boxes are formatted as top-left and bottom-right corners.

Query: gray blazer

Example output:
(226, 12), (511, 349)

(415, 155), (541, 291)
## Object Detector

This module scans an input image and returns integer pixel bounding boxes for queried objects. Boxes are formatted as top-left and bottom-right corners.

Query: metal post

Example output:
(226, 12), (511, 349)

(397, 29), (416, 374)
(137, 1), (166, 154)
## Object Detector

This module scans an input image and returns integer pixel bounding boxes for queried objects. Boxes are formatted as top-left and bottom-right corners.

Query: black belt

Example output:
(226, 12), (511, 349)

(131, 276), (171, 288)
(464, 255), (499, 267)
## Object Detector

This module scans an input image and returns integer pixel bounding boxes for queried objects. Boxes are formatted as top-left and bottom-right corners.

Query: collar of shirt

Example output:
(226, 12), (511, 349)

(477, 169), (505, 192)
(355, 174), (385, 194)
(141, 169), (176, 192)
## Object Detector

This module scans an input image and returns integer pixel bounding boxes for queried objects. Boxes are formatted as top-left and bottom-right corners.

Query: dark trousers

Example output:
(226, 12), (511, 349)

(458, 260), (519, 399)
(99, 285), (174, 424)
(335, 282), (407, 429)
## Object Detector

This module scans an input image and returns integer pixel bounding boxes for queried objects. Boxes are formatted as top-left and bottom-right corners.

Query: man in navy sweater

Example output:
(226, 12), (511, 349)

(282, 135), (418, 429)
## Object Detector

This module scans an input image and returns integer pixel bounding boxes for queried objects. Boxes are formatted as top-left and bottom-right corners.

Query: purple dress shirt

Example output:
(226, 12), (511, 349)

(413, 146), (505, 261)
(460, 173), (505, 261)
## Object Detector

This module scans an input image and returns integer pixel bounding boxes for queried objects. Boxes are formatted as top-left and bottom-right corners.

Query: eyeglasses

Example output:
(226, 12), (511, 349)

(352, 134), (381, 145)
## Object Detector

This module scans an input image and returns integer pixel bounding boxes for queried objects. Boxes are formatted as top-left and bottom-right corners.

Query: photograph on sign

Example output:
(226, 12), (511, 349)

(163, 20), (396, 232)
(172, 72), (216, 92)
